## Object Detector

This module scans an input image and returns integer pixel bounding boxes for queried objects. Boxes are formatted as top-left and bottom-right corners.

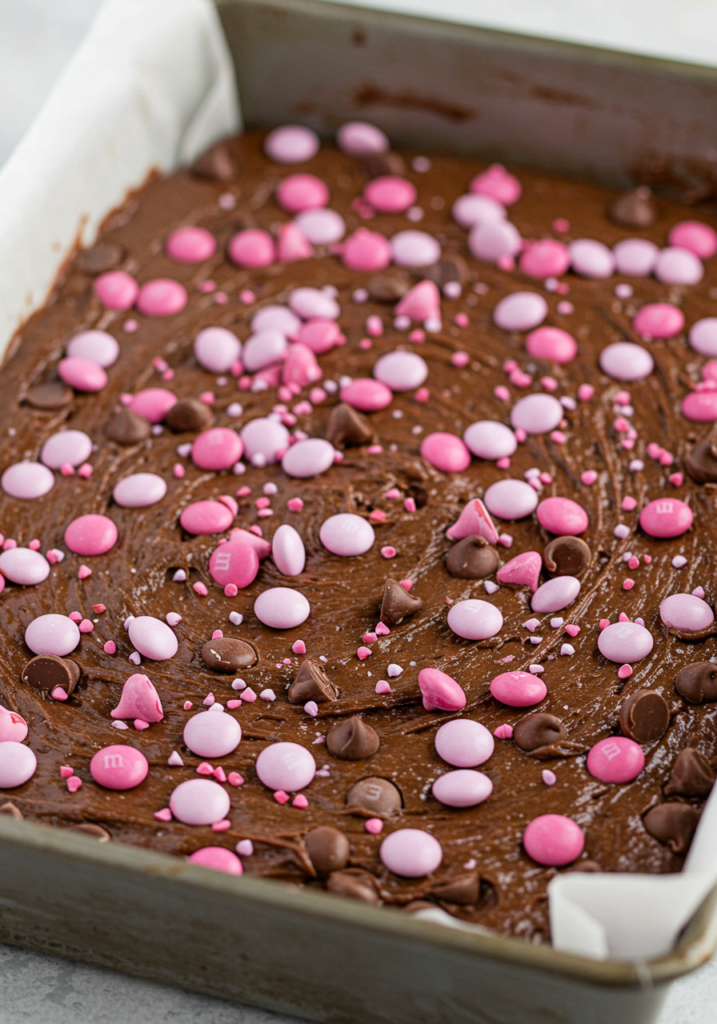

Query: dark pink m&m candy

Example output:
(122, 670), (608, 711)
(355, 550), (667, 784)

(208, 540), (259, 589)
(180, 500), (234, 535)
(65, 514), (118, 556)
(639, 498), (693, 538)
(137, 279), (188, 317)
(90, 744), (149, 790)
(586, 737), (644, 784)
(523, 814), (584, 866)
(166, 227), (216, 263)
(490, 671), (547, 707)
(58, 357), (108, 393)
(420, 433), (471, 473)
(525, 326), (577, 364)
(187, 847), (243, 875)
(192, 428), (243, 471)
(94, 271), (138, 310)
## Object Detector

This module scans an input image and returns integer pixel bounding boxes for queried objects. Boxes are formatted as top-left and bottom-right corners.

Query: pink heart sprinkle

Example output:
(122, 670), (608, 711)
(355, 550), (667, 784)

(599, 619), (610, 630)
(357, 646), (372, 660)
(134, 719), (150, 730)
(304, 701), (318, 717)
(273, 790), (290, 805)
(183, 701), (193, 710)
(228, 772), (244, 787)
(213, 767), (227, 783)
(494, 724), (513, 739)
(227, 699), (242, 709)
(375, 680), (391, 694)
(292, 794), (309, 808)
(52, 687), (68, 701)
(154, 808), (172, 822)
(212, 820), (231, 832)
(67, 777), (82, 793)
(203, 692), (215, 706)
(60, 765), (73, 778)
(376, 622), (391, 635)
(565, 624), (580, 637)
(365, 818), (384, 834)
(197, 762), (214, 775)
(78, 565), (92, 579)
(617, 664), (633, 679)
(669, 473), (684, 487)
(542, 770), (557, 786)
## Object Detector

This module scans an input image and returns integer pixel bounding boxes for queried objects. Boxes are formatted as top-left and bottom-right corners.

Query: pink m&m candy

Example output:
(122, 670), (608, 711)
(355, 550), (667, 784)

(137, 279), (187, 317)
(131, 388), (177, 423)
(294, 208), (346, 245)
(209, 539), (259, 588)
(364, 177), (417, 214)
(342, 229), (392, 272)
(420, 433), (471, 473)
(66, 329), (120, 367)
(418, 668), (466, 712)
(452, 193), (506, 229)
(569, 239), (615, 278)
(0, 548), (50, 586)
(320, 513), (375, 556)
(537, 497), (588, 535)
(470, 164), (521, 205)
(65, 514), (117, 556)
(519, 240), (570, 279)
(587, 737), (644, 784)
(192, 428), (243, 472)
(463, 421), (517, 460)
(523, 814), (584, 866)
(41, 429), (92, 469)
(272, 524), (306, 577)
(251, 305), (301, 336)
(491, 671), (547, 707)
(256, 741), (315, 791)
(689, 319), (717, 356)
(58, 357), (107, 392)
(598, 621), (654, 663)
(184, 710), (241, 758)
(241, 417), (290, 464)
(447, 600), (503, 640)
(336, 121), (388, 155)
(276, 173), (328, 212)
(90, 744), (149, 790)
(380, 829), (443, 877)
(180, 499), (234, 535)
(640, 497), (693, 538)
(94, 271), (138, 310)
(613, 238), (659, 276)
(289, 286), (340, 320)
(531, 576), (581, 613)
(373, 350), (428, 391)
(166, 226), (216, 263)
(434, 719), (494, 767)
(170, 778), (230, 825)
(0, 742), (37, 789)
(0, 708), (28, 744)
(599, 342), (653, 382)
(484, 479), (538, 520)
(194, 327), (241, 373)
(494, 292), (548, 332)
(297, 319), (343, 353)
(391, 230), (441, 267)
(113, 472), (167, 508)
(432, 770), (493, 808)
(526, 326), (577, 364)
(633, 303), (684, 339)
(282, 438), (335, 478)
(187, 847), (243, 875)
(242, 330), (288, 372)
(254, 587), (310, 629)
(128, 616), (178, 661)
(654, 247), (703, 285)
(340, 378), (392, 412)
(264, 125), (319, 164)
(510, 393), (563, 434)
(682, 391), (717, 422)
(25, 614), (80, 656)
(669, 220), (717, 258)
(660, 594), (714, 632)
(229, 229), (276, 268)
(1, 461), (54, 499)
(469, 220), (521, 263)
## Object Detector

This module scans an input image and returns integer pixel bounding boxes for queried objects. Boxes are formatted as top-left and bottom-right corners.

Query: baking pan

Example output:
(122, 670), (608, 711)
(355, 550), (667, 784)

(1, 1), (717, 1022)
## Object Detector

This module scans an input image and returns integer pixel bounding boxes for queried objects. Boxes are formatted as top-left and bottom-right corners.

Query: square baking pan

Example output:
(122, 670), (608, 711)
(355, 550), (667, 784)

(2, 1), (717, 1021)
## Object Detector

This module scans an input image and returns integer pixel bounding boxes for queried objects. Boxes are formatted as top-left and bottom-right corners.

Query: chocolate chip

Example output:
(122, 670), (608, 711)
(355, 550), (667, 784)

(304, 826), (350, 875)
(346, 776), (402, 816)
(424, 255), (468, 288)
(325, 403), (373, 447)
(22, 655), (80, 696)
(445, 535), (500, 579)
(70, 823), (111, 842)
(432, 872), (480, 905)
(165, 398), (214, 433)
(686, 438), (717, 483)
(0, 802), (23, 819)
(543, 535), (591, 577)
(106, 406), (151, 445)
(190, 141), (237, 182)
(674, 661), (717, 703)
(664, 748), (715, 798)
(608, 186), (657, 228)
(76, 242), (125, 274)
(380, 578), (422, 627)
(25, 382), (73, 410)
(327, 717), (380, 760)
(201, 638), (257, 672)
(513, 713), (567, 753)
(366, 270), (411, 302)
(288, 659), (339, 704)
(643, 802), (701, 854)
(326, 869), (379, 904)
(564, 860), (602, 873)
(619, 689), (670, 743)
(361, 151), (406, 178)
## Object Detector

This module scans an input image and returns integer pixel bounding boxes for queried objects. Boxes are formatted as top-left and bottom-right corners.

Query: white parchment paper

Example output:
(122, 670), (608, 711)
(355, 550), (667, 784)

(0, 0), (715, 962)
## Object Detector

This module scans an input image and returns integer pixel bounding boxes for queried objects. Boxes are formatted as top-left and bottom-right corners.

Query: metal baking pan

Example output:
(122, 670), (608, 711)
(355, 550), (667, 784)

(2, 1), (717, 1021)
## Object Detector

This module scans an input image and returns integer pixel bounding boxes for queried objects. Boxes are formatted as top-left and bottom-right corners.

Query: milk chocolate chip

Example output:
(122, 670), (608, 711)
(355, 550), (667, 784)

(191, 141), (237, 182)
(424, 255), (468, 288)
(200, 638), (257, 672)
(674, 661), (717, 703)
(327, 717), (380, 760)
(288, 659), (339, 704)
(543, 536), (591, 577)
(347, 776), (402, 816)
(380, 578), (423, 627)
(446, 536), (500, 579)
(513, 713), (567, 752)
(304, 826), (350, 875)
(106, 406), (151, 445)
(25, 382), (73, 410)
(325, 403), (373, 447)
(22, 655), (80, 696)
(366, 270), (411, 302)
(643, 803), (700, 854)
(76, 242), (125, 274)
(619, 690), (670, 743)
(686, 438), (717, 484)
(326, 869), (379, 904)
(432, 872), (480, 905)
(608, 186), (657, 228)
(165, 397), (214, 433)
(664, 748), (715, 798)
(361, 151), (406, 178)
(565, 860), (602, 873)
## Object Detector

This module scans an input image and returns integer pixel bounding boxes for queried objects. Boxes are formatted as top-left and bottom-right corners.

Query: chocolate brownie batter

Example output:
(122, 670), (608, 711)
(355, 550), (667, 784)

(1, 127), (716, 943)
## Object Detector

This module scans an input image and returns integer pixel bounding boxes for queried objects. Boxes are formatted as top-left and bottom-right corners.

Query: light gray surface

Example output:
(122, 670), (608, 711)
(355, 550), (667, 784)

(0, 0), (715, 1021)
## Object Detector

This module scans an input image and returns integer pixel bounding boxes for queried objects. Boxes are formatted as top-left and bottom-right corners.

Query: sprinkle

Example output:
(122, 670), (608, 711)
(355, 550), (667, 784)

(369, 509), (387, 523)
(577, 384), (594, 401)
(629, 460), (644, 473)
(236, 839), (253, 855)
(128, 652), (141, 666)
(60, 765), (73, 778)
(213, 767), (227, 783)
(229, 612), (243, 627)
(242, 688), (257, 703)
(203, 692), (215, 707)
(550, 617), (564, 629)
(380, 546), (396, 559)
(227, 699), (241, 709)
(134, 719), (150, 730)
(672, 555), (688, 568)
(565, 624), (580, 637)
(387, 664), (403, 678)
(451, 351), (470, 368)
(376, 622), (390, 635)
(619, 612), (630, 622)
(400, 579), (413, 591)
(523, 618), (541, 632)
(617, 664), (633, 679)
(542, 770), (557, 786)
(614, 524), (630, 539)
(628, 556), (640, 570)
(529, 665), (544, 674)
(357, 646), (372, 660)
(212, 629), (223, 640)
(644, 555), (652, 564)
(375, 680), (391, 694)
(112, 721), (129, 730)
(365, 818), (384, 834)
(196, 762), (214, 776)
(484, 580), (500, 594)
(291, 793), (309, 809)
(599, 618), (610, 630)
(67, 777), (82, 793)
(494, 724), (513, 740)
(560, 644), (575, 656)
(304, 700), (319, 717)
(193, 582), (208, 596)
(260, 689), (276, 701)
(184, 701), (193, 710)
(168, 751), (184, 766)
(51, 687), (68, 702)
(529, 636), (542, 645)
(273, 790), (290, 805)
(623, 579), (635, 590)
(212, 819), (231, 832)
(498, 534), (513, 548)
(154, 808), (172, 822)
(231, 679), (246, 691)
(581, 470), (598, 485)
(103, 641), (116, 655)
(228, 773), (244, 787)
(693, 586), (706, 599)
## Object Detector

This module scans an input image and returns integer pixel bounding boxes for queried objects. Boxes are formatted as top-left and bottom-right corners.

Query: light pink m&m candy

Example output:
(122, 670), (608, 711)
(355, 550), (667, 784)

(170, 778), (230, 825)
(282, 438), (334, 478)
(65, 514), (117, 556)
(208, 539), (259, 588)
(137, 279), (187, 317)
(294, 208), (346, 245)
(25, 614), (80, 656)
(94, 271), (138, 310)
(494, 292), (548, 332)
(254, 587), (310, 629)
(447, 600), (503, 640)
(256, 741), (315, 791)
(192, 428), (243, 472)
(242, 331), (289, 372)
(58, 357), (107, 392)
(336, 121), (388, 155)
(434, 719), (494, 767)
(131, 388), (177, 423)
(391, 230), (441, 267)
(469, 220), (521, 263)
(90, 744), (149, 790)
(373, 350), (428, 391)
(0, 548), (50, 586)
(272, 524), (306, 576)
(251, 305), (301, 336)
(569, 239), (615, 278)
(229, 229), (276, 268)
(0, 742), (37, 789)
(633, 303), (684, 339)
(66, 330), (120, 368)
(166, 226), (216, 263)
(510, 393), (563, 434)
(613, 238), (659, 276)
(194, 327), (241, 373)
(640, 497), (693, 538)
(184, 711), (241, 758)
(598, 621), (654, 663)
(0, 708), (28, 744)
(418, 668), (466, 712)
(364, 177), (417, 214)
(340, 378), (392, 412)
(421, 433), (471, 473)
(432, 770), (493, 808)
(180, 500), (234, 535)
(463, 421), (517, 460)
(669, 220), (717, 258)
(654, 247), (703, 285)
(484, 479), (538, 520)
(531, 576), (581, 613)
(520, 239), (570, 279)
(41, 429), (92, 469)
(113, 472), (167, 508)
(342, 229), (392, 272)
(452, 193), (506, 229)
(599, 342), (654, 382)
(1, 462), (54, 499)
(128, 616), (178, 661)
(587, 737), (644, 784)
(320, 514), (375, 556)
(265, 125), (319, 164)
(289, 286), (340, 320)
(276, 174), (329, 213)
(241, 418), (290, 464)
(187, 847), (243, 875)
(471, 164), (521, 205)
(523, 814), (584, 866)
(491, 671), (547, 707)
(526, 326), (577, 364)
(380, 829), (443, 877)
(681, 391), (717, 423)
(660, 594), (714, 632)
(537, 497), (588, 535)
